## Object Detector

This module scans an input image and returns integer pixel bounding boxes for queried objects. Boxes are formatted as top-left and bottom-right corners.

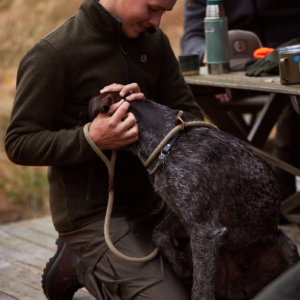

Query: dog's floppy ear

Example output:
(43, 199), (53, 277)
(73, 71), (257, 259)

(89, 92), (101, 120)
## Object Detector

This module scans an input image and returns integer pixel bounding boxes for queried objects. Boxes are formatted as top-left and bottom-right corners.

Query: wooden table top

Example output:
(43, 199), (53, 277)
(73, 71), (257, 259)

(185, 67), (300, 96)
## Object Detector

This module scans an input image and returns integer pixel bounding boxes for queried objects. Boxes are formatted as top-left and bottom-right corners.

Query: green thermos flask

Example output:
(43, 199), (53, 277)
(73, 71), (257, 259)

(204, 0), (230, 74)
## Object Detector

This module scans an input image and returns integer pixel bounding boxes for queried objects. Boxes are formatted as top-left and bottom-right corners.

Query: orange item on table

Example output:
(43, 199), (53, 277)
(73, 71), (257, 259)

(253, 47), (275, 58)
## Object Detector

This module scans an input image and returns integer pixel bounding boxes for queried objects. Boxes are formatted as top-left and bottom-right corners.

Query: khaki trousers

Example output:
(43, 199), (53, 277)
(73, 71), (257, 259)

(60, 201), (190, 300)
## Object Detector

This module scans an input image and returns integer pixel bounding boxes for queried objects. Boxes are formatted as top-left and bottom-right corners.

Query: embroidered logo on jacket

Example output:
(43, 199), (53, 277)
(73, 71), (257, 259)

(141, 55), (147, 62)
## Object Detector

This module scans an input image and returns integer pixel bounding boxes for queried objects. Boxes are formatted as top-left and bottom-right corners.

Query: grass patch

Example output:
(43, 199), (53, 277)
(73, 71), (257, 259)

(0, 114), (50, 221)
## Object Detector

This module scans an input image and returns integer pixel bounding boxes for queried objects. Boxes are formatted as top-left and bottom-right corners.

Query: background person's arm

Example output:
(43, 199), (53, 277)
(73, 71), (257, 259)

(181, 0), (206, 63)
(154, 30), (203, 121)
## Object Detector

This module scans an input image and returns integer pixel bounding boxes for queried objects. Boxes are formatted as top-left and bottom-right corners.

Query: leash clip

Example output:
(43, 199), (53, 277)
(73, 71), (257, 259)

(147, 150), (169, 175)
(159, 150), (169, 162)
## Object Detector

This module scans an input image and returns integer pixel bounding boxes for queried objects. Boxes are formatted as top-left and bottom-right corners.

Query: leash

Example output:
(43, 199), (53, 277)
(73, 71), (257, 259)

(83, 115), (218, 263)
(83, 123), (159, 262)
(145, 114), (218, 172)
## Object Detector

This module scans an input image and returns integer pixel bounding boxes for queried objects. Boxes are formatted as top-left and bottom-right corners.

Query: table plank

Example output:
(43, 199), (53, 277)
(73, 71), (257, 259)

(185, 67), (300, 96)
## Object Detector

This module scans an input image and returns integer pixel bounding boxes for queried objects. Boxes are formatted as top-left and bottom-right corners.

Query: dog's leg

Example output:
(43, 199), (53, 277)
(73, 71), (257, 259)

(153, 211), (193, 288)
(190, 223), (226, 300)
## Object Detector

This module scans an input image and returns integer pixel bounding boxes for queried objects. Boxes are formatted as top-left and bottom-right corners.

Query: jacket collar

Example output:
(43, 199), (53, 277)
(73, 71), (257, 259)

(78, 0), (122, 37)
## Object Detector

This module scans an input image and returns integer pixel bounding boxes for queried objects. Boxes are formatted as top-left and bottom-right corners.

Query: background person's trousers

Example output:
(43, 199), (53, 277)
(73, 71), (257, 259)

(273, 99), (300, 200)
(59, 201), (190, 300)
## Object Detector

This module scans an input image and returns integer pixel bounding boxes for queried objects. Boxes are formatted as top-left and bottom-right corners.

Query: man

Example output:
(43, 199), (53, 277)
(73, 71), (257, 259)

(181, 0), (300, 200)
(5, 0), (203, 299)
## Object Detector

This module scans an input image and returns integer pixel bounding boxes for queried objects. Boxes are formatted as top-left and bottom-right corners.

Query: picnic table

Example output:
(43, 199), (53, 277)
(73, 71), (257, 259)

(185, 67), (300, 224)
(0, 216), (95, 300)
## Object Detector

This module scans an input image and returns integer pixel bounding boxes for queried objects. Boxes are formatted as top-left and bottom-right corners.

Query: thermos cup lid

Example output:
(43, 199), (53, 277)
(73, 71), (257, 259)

(207, 0), (223, 4)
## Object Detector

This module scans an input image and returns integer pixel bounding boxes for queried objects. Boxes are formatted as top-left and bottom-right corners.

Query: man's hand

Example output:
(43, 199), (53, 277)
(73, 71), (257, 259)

(215, 93), (230, 102)
(88, 82), (145, 150)
(88, 100), (138, 150)
(100, 83), (146, 101)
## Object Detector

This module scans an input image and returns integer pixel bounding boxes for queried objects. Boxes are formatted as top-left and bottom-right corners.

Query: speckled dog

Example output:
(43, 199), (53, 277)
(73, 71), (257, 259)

(88, 92), (299, 300)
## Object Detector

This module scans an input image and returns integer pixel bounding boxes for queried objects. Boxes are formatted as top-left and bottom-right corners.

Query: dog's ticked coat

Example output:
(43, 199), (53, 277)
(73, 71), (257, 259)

(87, 92), (299, 300)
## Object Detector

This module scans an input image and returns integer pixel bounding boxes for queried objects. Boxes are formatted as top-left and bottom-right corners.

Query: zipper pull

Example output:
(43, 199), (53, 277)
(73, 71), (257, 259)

(120, 45), (128, 55)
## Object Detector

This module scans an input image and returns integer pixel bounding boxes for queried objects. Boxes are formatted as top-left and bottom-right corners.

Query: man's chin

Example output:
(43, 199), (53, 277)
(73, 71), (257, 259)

(122, 28), (144, 39)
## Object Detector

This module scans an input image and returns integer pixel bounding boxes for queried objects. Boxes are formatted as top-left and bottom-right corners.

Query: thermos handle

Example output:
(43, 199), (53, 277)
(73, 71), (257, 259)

(280, 57), (289, 82)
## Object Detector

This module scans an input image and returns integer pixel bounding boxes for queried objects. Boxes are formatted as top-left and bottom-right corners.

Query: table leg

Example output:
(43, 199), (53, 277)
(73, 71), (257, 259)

(247, 93), (289, 148)
(281, 192), (300, 215)
(193, 94), (247, 142)
(251, 146), (300, 177)
(281, 192), (300, 224)
(290, 95), (300, 115)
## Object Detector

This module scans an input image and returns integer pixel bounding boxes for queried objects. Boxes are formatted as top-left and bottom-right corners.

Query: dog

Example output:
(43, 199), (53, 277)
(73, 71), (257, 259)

(86, 92), (299, 300)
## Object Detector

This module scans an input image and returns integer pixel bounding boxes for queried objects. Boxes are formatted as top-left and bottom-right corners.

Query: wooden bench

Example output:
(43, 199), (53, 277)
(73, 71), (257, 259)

(0, 216), (95, 300)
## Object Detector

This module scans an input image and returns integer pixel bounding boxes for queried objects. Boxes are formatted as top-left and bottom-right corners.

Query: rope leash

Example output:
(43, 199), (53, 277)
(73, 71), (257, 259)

(84, 123), (159, 262)
(145, 121), (218, 169)
(83, 120), (218, 263)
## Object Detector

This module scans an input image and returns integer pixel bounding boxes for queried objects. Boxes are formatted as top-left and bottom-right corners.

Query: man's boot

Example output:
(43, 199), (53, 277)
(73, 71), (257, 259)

(42, 237), (84, 300)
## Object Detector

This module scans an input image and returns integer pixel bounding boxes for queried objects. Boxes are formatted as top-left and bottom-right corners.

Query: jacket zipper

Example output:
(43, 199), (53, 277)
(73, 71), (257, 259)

(117, 23), (130, 84)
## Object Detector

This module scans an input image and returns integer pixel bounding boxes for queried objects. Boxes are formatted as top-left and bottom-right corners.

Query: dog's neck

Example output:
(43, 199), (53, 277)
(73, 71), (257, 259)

(128, 100), (178, 163)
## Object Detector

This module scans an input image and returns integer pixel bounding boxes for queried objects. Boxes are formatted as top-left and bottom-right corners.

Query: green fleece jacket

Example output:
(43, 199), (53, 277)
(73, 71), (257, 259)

(5, 0), (203, 231)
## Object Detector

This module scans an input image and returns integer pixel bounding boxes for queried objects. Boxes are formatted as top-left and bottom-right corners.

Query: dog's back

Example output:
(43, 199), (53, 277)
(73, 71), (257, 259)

(167, 126), (280, 246)
(127, 100), (299, 299)
(88, 96), (299, 300)
(129, 100), (280, 246)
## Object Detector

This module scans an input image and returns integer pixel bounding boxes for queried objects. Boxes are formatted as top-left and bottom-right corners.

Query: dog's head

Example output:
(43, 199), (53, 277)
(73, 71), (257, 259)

(86, 92), (185, 158)
(89, 91), (123, 119)
(214, 228), (299, 300)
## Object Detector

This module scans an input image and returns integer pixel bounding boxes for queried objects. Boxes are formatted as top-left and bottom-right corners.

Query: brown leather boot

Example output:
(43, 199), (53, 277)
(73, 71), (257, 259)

(42, 238), (83, 300)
